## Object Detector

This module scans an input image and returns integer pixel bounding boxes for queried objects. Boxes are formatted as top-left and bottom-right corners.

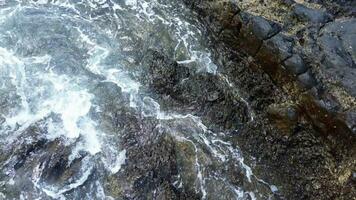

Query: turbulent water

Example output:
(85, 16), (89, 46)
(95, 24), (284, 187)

(0, 0), (278, 199)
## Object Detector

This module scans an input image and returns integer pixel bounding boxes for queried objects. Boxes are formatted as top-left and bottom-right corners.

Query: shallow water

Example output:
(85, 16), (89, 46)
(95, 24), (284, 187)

(0, 0), (277, 199)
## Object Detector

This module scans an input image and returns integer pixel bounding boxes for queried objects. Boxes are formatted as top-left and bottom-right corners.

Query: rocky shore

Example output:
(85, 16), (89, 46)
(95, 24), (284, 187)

(0, 1), (354, 199)
(181, 0), (356, 199)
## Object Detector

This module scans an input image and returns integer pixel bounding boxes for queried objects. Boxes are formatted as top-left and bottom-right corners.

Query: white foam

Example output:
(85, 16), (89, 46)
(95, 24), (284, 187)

(270, 185), (278, 193)
(0, 46), (102, 155)
(105, 69), (140, 93)
(104, 149), (126, 174)
(141, 96), (161, 117)
(125, 0), (137, 7)
(34, 0), (48, 4)
(39, 72), (102, 155)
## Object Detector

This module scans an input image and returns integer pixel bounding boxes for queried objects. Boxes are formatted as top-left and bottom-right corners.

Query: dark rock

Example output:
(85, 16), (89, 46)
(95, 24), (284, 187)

(264, 34), (293, 61)
(283, 54), (308, 75)
(240, 13), (278, 40)
(173, 73), (249, 130)
(237, 13), (281, 55)
(298, 70), (317, 89)
(141, 49), (190, 95)
(303, 0), (356, 17)
(255, 33), (293, 75)
(0, 116), (5, 125)
(140, 50), (249, 131)
(267, 103), (299, 133)
(180, 0), (356, 199)
(249, 15), (280, 40)
(292, 4), (332, 24)
(183, 0), (240, 33)
(345, 110), (356, 134)
(91, 82), (126, 106)
(352, 172), (356, 182)
(318, 19), (356, 96)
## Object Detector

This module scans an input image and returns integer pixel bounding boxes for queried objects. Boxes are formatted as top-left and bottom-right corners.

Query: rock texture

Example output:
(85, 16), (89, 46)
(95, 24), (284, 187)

(182, 0), (356, 199)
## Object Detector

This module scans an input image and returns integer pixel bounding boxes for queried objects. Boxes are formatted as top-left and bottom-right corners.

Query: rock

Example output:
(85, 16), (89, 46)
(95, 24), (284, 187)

(140, 50), (249, 131)
(292, 4), (332, 24)
(181, 0), (356, 199)
(255, 33), (293, 75)
(237, 13), (281, 54)
(141, 49), (190, 95)
(91, 82), (126, 105)
(0, 116), (5, 125)
(249, 16), (273, 40)
(283, 54), (308, 75)
(264, 34), (293, 61)
(267, 103), (299, 133)
(318, 19), (356, 96)
(182, 0), (240, 33)
(352, 172), (356, 182)
(173, 73), (249, 130)
(298, 70), (317, 89)
(345, 110), (356, 134)
(174, 139), (201, 195)
(302, 0), (356, 17)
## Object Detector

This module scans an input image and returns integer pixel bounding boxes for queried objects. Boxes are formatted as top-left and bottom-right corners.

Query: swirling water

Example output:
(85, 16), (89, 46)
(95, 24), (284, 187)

(0, 0), (277, 199)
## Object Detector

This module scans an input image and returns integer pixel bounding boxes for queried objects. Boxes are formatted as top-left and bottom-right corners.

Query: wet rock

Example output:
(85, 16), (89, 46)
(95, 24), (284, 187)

(141, 50), (249, 131)
(90, 82), (131, 133)
(108, 123), (178, 198)
(182, 0), (240, 33)
(204, 179), (241, 199)
(0, 116), (5, 125)
(106, 120), (203, 199)
(130, 134), (177, 196)
(174, 139), (202, 196)
(141, 49), (190, 95)
(173, 73), (249, 130)
(283, 54), (308, 75)
(91, 82), (127, 106)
